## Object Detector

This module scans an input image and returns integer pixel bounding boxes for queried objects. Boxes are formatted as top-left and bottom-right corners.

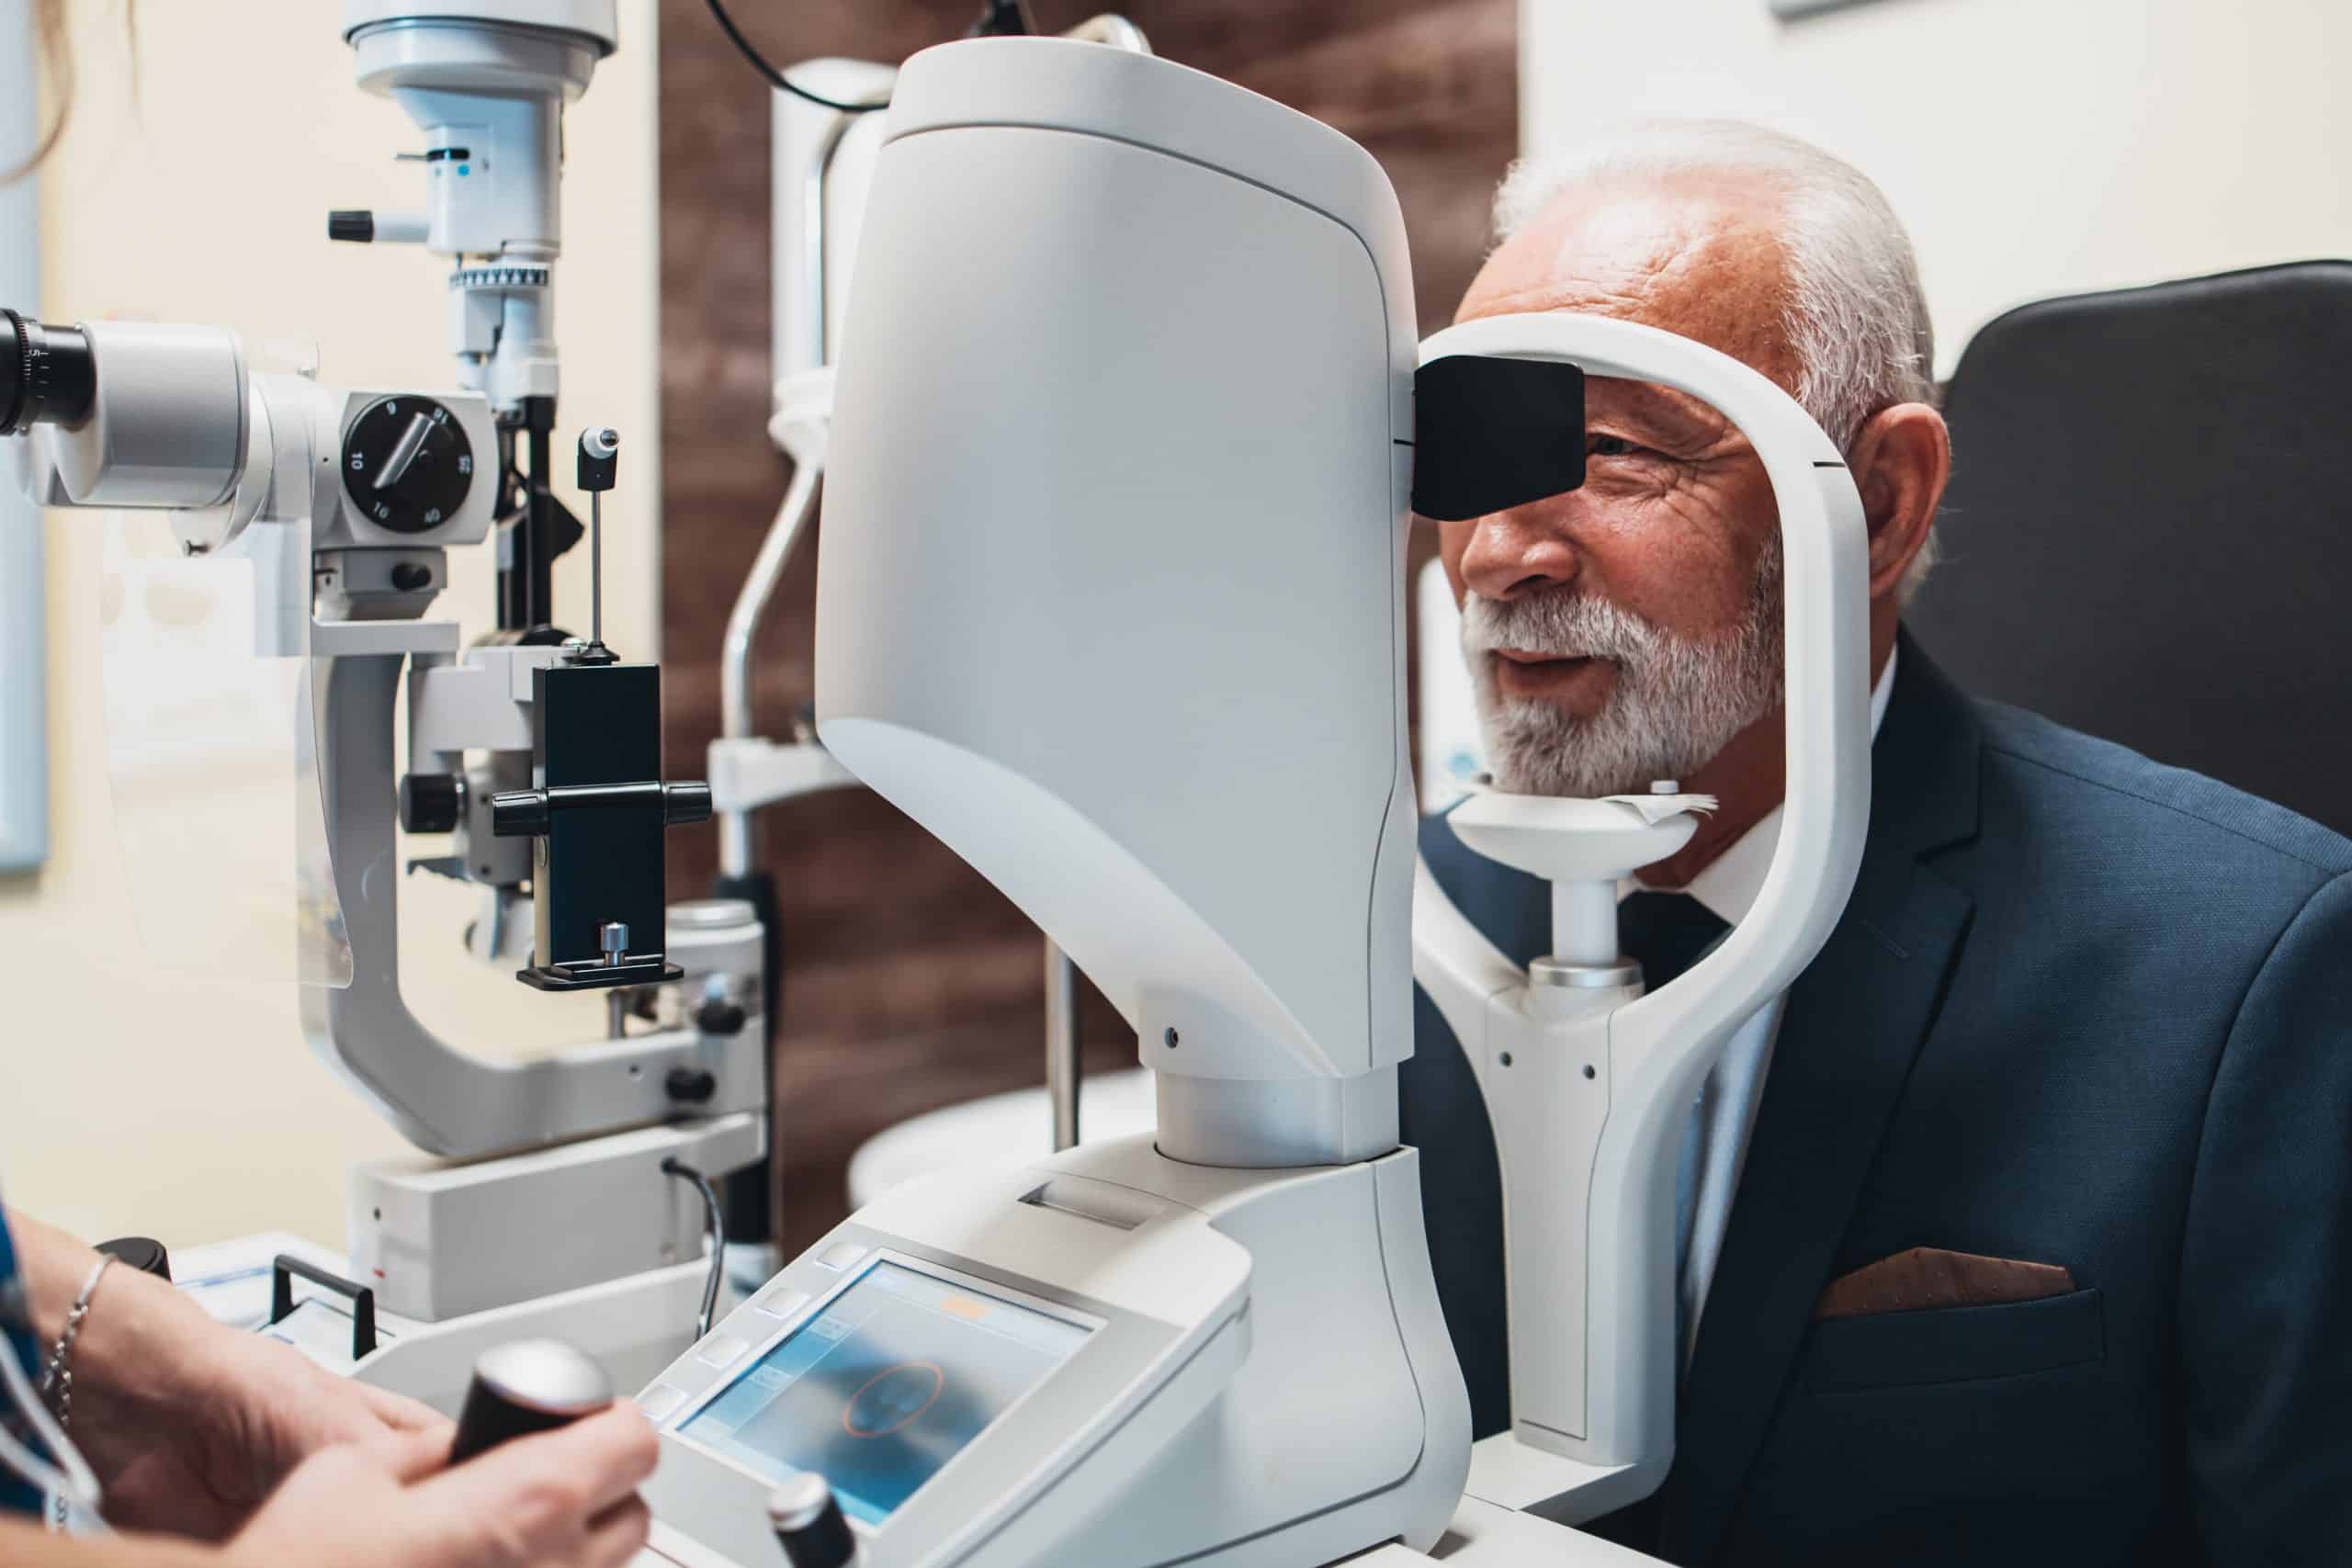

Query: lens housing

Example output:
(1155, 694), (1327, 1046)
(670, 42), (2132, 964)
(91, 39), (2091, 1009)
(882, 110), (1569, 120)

(1, 309), (98, 435)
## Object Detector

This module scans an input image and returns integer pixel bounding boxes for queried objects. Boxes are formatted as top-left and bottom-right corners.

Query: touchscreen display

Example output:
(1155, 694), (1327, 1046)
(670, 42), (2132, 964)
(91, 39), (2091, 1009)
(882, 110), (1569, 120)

(679, 1259), (1095, 1524)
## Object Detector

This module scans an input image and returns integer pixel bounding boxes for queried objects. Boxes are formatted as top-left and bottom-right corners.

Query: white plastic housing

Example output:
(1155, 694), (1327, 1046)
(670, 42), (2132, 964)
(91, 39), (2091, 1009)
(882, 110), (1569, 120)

(344, 2), (616, 409)
(815, 39), (1419, 1168)
(345, 1), (613, 258)
(1414, 312), (1871, 1506)
(45, 322), (248, 510)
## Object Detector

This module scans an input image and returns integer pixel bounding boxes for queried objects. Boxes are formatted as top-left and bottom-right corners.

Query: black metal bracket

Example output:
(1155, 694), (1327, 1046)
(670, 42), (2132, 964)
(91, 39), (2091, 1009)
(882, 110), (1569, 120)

(490, 659), (710, 993)
(269, 1254), (378, 1360)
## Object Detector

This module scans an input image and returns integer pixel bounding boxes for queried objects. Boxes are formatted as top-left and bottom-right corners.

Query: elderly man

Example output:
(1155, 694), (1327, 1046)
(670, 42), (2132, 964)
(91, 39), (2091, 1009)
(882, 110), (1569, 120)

(1404, 122), (2352, 1566)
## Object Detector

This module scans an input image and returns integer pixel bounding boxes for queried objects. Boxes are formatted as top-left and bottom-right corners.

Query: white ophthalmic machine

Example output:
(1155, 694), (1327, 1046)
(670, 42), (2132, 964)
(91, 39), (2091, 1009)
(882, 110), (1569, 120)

(0, 5), (1874, 1565)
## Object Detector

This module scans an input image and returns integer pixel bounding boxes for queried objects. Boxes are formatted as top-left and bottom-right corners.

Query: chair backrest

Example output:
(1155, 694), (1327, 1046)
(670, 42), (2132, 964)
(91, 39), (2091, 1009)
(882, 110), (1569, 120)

(1908, 261), (2352, 838)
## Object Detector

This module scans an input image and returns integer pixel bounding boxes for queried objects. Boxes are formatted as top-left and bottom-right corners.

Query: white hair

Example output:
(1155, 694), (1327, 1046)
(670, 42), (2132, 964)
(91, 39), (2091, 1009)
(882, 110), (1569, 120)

(1494, 120), (1941, 600)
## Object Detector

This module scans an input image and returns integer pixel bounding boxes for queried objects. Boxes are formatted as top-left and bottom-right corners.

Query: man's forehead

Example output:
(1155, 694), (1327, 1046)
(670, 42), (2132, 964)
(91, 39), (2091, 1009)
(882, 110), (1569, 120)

(1456, 175), (1798, 389)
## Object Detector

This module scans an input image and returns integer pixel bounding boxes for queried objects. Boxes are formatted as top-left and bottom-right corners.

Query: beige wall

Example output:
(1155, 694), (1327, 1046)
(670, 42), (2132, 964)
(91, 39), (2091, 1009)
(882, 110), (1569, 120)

(1520, 0), (2352, 373)
(0, 0), (663, 1250)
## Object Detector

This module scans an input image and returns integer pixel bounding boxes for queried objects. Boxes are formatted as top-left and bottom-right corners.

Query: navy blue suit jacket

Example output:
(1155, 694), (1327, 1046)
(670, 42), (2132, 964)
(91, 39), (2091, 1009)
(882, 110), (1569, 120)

(1401, 632), (2352, 1565)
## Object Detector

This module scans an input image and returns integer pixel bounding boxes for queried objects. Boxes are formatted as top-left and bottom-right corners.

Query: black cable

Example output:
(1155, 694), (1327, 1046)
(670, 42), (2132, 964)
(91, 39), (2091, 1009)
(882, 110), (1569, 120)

(661, 1156), (728, 1339)
(701, 0), (890, 114)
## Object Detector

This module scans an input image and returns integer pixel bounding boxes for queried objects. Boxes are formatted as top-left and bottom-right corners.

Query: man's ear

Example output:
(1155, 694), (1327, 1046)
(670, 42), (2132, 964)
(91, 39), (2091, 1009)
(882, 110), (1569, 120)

(1846, 402), (1951, 602)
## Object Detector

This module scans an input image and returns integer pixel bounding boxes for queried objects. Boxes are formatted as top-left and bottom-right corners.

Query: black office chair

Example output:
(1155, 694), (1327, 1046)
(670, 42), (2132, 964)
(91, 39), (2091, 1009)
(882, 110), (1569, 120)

(1907, 260), (2352, 839)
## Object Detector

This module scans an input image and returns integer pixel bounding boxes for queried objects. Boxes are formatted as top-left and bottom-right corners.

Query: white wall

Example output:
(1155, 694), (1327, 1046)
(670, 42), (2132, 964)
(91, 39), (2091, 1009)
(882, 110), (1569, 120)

(0, 0), (664, 1250)
(1520, 0), (2352, 372)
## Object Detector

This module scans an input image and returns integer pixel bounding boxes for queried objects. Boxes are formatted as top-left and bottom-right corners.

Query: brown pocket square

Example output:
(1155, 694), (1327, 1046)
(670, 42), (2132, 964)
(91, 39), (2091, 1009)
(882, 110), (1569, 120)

(1813, 1247), (2075, 1321)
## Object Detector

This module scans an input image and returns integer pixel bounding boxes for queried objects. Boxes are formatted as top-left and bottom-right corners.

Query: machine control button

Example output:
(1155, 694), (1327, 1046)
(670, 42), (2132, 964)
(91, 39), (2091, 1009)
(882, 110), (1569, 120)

(754, 1287), (809, 1320)
(664, 1066), (718, 1103)
(341, 395), (476, 536)
(695, 1334), (751, 1370)
(399, 773), (462, 834)
(693, 998), (749, 1038)
(814, 1243), (867, 1274)
(636, 1384), (686, 1422)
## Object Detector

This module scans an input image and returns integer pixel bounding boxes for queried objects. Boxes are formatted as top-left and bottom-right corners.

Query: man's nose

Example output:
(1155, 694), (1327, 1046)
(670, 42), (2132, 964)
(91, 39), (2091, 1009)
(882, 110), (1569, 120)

(1457, 504), (1580, 602)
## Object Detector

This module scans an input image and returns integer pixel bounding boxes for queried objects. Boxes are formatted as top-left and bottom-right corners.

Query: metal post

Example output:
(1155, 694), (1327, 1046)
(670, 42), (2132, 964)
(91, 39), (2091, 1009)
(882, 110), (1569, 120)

(713, 106), (857, 881)
(715, 461), (822, 878)
(1045, 938), (1080, 1151)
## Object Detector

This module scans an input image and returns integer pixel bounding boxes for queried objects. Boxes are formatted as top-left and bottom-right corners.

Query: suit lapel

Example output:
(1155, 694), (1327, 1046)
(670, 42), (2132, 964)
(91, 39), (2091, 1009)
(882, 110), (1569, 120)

(1665, 634), (1984, 1565)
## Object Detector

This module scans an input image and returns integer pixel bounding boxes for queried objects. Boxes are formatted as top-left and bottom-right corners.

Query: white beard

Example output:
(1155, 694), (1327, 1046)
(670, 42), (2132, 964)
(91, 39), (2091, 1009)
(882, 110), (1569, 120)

(1460, 538), (1784, 799)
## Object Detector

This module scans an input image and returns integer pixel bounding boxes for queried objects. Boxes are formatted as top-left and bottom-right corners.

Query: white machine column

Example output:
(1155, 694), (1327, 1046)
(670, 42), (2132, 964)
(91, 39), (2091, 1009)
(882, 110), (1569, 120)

(814, 39), (1422, 1172)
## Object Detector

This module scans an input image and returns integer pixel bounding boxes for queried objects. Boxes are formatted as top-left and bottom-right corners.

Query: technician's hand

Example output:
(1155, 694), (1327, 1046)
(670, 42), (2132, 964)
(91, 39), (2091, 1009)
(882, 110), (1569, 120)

(7, 1213), (450, 1539)
(226, 1404), (658, 1568)
(87, 1297), (452, 1539)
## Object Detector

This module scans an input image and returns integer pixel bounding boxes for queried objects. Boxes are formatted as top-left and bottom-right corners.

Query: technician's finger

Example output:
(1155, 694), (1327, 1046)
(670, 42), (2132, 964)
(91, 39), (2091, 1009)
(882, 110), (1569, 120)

(375, 1423), (458, 1484)
(582, 1494), (654, 1568)
(356, 1379), (452, 1436)
(554, 1403), (660, 1506)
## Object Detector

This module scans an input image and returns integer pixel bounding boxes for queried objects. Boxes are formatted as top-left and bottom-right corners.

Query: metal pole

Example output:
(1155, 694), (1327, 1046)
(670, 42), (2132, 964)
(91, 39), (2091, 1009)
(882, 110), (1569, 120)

(713, 107), (857, 880)
(588, 489), (603, 648)
(715, 460), (823, 877)
(1045, 938), (1080, 1151)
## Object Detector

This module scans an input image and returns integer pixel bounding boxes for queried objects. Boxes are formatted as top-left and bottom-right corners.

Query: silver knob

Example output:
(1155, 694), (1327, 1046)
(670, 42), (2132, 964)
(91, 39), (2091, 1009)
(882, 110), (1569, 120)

(599, 921), (629, 965)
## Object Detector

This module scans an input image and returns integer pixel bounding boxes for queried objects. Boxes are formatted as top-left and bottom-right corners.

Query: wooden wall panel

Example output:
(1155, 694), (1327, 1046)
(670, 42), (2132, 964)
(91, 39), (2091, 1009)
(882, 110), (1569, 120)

(659, 0), (1514, 1254)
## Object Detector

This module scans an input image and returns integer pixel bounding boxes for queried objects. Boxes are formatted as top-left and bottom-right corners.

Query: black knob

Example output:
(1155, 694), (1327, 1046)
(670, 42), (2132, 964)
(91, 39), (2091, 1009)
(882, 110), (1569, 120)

(390, 559), (434, 592)
(400, 773), (462, 834)
(663, 782), (714, 827)
(449, 1340), (613, 1466)
(576, 427), (620, 492)
(489, 788), (550, 837)
(664, 1066), (718, 1104)
(2, 309), (96, 435)
(95, 1236), (171, 1280)
(769, 1474), (859, 1568)
(328, 209), (376, 243)
(693, 998), (749, 1039)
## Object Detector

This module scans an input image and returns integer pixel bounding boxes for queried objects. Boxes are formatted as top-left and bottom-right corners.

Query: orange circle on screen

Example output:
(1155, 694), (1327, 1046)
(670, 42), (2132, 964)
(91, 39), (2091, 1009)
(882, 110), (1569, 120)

(842, 1360), (946, 1438)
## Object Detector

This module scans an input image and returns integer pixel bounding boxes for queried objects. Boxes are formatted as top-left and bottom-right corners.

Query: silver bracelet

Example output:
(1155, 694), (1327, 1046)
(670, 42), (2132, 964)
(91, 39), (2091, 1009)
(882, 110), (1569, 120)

(41, 1253), (114, 1429)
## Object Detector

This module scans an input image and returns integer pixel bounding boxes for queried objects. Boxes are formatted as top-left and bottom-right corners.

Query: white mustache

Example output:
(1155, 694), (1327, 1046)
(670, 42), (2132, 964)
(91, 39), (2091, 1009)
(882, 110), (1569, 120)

(1459, 590), (1662, 665)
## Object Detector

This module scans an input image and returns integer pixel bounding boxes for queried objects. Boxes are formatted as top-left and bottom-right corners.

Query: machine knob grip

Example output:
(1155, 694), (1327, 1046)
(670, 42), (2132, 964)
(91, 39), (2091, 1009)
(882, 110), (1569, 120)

(664, 1066), (718, 1103)
(400, 773), (463, 834)
(577, 426), (620, 492)
(448, 1340), (614, 1466)
(489, 787), (550, 837)
(327, 209), (377, 243)
(768, 1474), (860, 1568)
(664, 781), (714, 827)
(95, 1236), (171, 1280)
(693, 998), (749, 1038)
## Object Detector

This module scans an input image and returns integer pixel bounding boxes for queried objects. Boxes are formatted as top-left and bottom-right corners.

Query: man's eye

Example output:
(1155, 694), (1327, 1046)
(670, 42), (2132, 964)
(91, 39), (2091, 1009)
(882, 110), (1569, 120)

(1588, 434), (1645, 459)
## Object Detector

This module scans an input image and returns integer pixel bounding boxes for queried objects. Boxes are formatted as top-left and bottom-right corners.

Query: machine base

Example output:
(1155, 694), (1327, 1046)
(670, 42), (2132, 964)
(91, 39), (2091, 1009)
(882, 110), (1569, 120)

(636, 1134), (1472, 1568)
(978, 1138), (1472, 1567)
(1465, 1433), (1670, 1528)
(177, 1231), (714, 1417)
(634, 1462), (1662, 1566)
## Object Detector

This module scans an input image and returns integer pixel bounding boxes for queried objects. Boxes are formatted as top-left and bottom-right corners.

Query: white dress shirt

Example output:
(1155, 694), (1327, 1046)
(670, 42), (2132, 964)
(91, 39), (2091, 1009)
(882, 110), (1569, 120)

(1628, 647), (1899, 1359)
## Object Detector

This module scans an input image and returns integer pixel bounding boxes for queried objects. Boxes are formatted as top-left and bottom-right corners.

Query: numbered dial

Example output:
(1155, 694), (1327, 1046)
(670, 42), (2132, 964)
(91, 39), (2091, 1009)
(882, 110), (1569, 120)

(341, 396), (476, 535)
